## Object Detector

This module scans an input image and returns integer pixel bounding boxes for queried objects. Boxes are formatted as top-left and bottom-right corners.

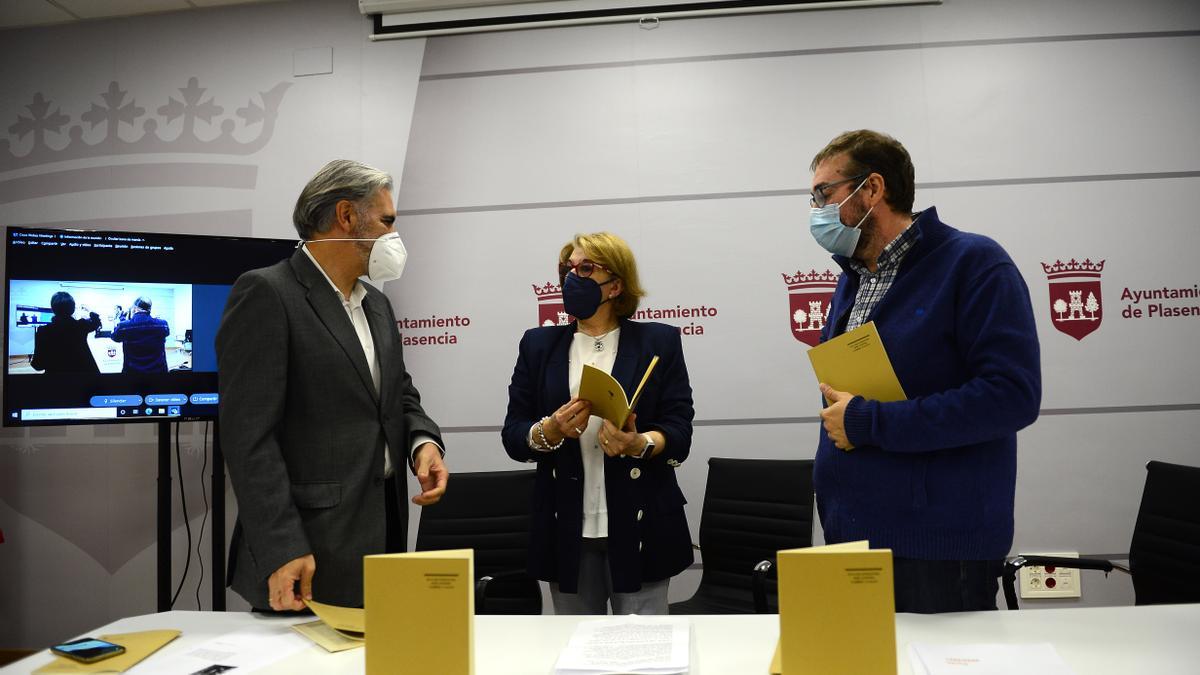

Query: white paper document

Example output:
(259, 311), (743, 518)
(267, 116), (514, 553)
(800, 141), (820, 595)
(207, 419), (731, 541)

(908, 642), (1077, 675)
(554, 617), (690, 675)
(134, 626), (311, 674)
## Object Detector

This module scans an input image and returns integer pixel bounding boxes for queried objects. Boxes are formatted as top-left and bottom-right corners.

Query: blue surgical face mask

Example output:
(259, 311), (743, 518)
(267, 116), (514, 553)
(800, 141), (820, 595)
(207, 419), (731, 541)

(809, 178), (873, 257)
(561, 272), (616, 320)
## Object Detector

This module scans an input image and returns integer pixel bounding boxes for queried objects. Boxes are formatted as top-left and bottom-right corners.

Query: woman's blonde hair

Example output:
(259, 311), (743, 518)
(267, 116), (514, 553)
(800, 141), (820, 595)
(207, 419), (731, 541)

(559, 232), (645, 318)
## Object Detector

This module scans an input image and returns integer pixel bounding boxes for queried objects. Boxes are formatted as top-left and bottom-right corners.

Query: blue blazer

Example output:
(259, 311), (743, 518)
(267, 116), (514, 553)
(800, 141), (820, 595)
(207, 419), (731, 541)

(502, 319), (695, 593)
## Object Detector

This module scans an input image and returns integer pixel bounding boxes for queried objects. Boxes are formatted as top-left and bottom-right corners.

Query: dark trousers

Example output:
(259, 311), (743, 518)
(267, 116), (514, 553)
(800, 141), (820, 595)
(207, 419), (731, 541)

(893, 558), (1003, 614)
(385, 474), (405, 554)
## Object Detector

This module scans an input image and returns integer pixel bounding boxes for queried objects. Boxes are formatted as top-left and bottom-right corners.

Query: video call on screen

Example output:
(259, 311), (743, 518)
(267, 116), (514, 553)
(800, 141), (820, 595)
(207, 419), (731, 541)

(4, 227), (296, 426)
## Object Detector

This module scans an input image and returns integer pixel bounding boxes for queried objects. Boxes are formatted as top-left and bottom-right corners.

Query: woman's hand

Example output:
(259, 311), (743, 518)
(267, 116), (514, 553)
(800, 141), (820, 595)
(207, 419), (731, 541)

(599, 413), (644, 457)
(543, 398), (592, 445)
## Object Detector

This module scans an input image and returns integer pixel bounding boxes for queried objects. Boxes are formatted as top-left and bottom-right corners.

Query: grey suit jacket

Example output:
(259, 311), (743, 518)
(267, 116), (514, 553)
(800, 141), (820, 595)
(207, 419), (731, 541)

(216, 250), (442, 608)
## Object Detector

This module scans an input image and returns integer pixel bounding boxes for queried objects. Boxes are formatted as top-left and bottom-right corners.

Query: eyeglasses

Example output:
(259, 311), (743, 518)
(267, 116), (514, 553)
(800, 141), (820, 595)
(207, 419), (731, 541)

(809, 172), (868, 208)
(558, 259), (613, 284)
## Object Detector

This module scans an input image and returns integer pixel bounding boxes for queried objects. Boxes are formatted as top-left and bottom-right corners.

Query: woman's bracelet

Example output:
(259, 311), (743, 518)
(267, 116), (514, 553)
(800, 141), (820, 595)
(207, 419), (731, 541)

(536, 416), (565, 451)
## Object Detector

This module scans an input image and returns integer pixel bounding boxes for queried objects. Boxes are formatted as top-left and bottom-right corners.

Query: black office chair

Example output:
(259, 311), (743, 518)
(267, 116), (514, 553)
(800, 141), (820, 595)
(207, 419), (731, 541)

(414, 469), (543, 614)
(669, 457), (814, 615)
(1002, 460), (1200, 609)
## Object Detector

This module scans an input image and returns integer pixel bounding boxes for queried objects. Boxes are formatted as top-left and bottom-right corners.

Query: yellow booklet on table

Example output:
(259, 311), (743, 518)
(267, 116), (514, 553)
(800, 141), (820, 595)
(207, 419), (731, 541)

(771, 541), (896, 675)
(365, 548), (474, 675)
(579, 356), (659, 428)
(806, 321), (906, 405)
(294, 599), (364, 652)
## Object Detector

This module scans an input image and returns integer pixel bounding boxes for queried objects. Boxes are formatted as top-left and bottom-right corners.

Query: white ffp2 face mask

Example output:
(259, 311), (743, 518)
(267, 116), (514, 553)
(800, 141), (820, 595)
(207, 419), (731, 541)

(362, 232), (407, 283)
(301, 232), (408, 284)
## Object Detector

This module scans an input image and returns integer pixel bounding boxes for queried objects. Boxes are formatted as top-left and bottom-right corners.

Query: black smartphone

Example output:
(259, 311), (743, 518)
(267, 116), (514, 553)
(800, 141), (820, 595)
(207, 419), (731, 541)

(50, 637), (126, 663)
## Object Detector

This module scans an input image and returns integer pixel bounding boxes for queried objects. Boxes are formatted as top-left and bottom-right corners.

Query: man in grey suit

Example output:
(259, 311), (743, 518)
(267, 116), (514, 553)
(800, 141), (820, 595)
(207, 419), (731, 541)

(217, 159), (449, 611)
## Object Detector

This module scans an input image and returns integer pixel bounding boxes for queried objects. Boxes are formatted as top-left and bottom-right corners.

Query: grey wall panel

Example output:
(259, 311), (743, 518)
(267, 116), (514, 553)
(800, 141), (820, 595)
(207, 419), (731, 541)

(400, 36), (1198, 212)
(919, 36), (1200, 180)
(419, 0), (1200, 76)
(398, 69), (643, 209)
(399, 53), (930, 209)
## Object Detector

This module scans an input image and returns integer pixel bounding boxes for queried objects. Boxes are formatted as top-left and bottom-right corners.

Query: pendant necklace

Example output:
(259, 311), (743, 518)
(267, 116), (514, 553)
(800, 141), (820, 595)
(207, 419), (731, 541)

(585, 327), (618, 352)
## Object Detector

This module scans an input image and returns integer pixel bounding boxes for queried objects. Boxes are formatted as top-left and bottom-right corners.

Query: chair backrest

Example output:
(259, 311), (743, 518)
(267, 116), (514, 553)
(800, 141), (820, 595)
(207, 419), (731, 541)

(414, 469), (540, 613)
(1128, 460), (1200, 605)
(693, 457), (815, 613)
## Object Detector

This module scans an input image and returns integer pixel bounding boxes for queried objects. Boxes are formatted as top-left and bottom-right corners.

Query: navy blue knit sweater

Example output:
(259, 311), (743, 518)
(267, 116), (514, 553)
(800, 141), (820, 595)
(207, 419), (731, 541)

(815, 207), (1042, 560)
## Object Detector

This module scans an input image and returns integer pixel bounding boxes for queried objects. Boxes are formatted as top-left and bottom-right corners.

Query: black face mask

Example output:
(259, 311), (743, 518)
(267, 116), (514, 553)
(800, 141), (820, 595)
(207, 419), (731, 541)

(561, 272), (616, 320)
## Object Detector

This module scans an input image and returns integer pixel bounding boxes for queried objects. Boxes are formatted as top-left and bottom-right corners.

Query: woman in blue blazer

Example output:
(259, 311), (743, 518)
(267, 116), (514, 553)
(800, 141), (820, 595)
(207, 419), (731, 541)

(502, 232), (695, 614)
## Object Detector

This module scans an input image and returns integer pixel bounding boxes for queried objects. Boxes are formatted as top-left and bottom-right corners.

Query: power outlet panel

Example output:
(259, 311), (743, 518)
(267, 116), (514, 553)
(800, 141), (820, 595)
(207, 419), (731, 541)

(1018, 551), (1082, 599)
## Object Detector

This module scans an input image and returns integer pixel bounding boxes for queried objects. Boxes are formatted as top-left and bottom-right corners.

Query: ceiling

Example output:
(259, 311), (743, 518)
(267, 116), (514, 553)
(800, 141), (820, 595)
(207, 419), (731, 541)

(0, 0), (289, 30)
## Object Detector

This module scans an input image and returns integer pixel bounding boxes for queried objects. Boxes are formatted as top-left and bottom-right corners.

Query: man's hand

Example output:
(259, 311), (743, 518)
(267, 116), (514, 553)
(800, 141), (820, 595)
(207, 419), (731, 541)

(412, 443), (448, 505)
(268, 554), (315, 611)
(819, 383), (856, 451)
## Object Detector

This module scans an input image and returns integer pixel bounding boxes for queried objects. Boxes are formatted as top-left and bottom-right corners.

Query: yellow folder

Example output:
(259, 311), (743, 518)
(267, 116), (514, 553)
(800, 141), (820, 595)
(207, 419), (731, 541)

(806, 321), (906, 405)
(364, 548), (474, 675)
(34, 630), (180, 673)
(774, 541), (896, 675)
(292, 620), (363, 653)
(294, 598), (364, 652)
(579, 356), (658, 428)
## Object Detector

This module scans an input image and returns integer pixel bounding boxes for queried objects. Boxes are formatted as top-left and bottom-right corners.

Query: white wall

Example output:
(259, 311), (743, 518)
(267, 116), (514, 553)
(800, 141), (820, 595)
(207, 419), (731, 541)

(389, 0), (1200, 611)
(0, 0), (427, 649)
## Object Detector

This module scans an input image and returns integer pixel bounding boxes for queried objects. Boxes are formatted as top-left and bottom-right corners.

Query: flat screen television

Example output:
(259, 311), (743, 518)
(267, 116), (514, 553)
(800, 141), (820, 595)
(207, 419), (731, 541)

(4, 226), (296, 426)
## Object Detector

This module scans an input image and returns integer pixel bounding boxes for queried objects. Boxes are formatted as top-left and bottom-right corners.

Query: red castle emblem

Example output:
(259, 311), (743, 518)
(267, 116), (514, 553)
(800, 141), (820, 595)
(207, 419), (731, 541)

(783, 269), (839, 346)
(533, 281), (572, 327)
(1042, 258), (1104, 341)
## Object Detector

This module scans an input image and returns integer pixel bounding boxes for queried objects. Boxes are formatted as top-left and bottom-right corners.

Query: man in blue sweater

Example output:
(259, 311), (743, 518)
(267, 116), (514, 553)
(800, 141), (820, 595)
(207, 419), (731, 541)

(111, 296), (170, 374)
(808, 130), (1041, 613)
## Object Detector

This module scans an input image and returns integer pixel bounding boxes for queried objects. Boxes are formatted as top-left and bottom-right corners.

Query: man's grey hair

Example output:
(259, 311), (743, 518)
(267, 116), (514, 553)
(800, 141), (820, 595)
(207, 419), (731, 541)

(292, 160), (394, 239)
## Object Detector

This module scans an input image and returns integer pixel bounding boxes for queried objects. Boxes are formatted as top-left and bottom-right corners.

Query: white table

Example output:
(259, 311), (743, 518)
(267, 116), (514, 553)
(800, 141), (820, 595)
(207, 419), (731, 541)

(5, 604), (1198, 674)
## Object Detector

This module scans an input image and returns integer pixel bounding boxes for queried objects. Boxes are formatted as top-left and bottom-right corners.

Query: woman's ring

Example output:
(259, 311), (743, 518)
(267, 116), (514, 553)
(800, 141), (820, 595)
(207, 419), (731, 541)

(573, 426), (583, 435)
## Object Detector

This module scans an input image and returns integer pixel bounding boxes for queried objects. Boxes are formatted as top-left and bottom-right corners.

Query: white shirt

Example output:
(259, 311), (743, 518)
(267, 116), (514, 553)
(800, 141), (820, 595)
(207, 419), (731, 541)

(571, 328), (619, 538)
(527, 327), (620, 538)
(301, 245), (438, 476)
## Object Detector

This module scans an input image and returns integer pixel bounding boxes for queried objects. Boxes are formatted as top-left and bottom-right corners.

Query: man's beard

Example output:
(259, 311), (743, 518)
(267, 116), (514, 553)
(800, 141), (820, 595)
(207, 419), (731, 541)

(844, 200), (877, 261)
(350, 218), (373, 269)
